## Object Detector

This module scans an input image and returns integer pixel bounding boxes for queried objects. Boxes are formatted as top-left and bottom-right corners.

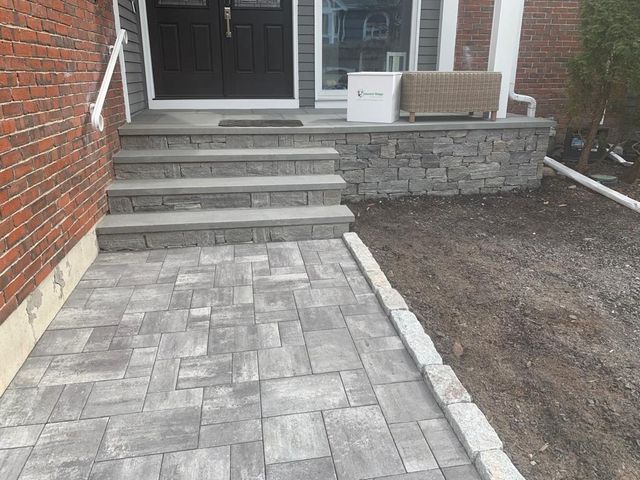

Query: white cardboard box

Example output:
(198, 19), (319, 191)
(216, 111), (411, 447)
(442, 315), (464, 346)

(347, 72), (403, 123)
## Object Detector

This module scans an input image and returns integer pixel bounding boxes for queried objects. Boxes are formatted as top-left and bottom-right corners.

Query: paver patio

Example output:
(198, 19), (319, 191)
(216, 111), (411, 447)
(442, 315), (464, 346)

(0, 240), (480, 480)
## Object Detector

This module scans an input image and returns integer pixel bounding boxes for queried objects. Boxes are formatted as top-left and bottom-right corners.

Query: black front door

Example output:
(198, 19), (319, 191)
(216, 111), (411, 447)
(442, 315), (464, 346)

(146, 0), (293, 99)
(146, 0), (224, 99)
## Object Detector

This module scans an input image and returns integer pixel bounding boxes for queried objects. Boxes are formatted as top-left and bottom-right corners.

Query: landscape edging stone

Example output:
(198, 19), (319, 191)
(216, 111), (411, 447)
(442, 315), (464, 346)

(475, 450), (527, 480)
(342, 232), (526, 480)
(445, 402), (504, 460)
(423, 364), (473, 407)
(390, 310), (443, 369)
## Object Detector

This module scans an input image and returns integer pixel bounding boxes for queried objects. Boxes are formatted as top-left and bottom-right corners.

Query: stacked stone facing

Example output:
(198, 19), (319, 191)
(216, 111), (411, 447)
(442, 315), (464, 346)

(97, 146), (355, 250)
(120, 127), (550, 201)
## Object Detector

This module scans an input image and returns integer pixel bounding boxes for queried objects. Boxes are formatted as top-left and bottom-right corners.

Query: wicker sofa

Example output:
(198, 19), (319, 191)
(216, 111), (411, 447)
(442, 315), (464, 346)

(401, 71), (502, 122)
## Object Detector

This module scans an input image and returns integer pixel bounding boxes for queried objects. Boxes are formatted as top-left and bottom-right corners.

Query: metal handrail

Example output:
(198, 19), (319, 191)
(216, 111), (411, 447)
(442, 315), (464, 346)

(90, 29), (128, 132)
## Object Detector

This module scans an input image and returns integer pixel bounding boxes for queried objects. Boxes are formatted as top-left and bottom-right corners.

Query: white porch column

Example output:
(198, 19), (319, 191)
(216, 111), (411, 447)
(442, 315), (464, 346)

(437, 0), (460, 71)
(488, 0), (526, 118)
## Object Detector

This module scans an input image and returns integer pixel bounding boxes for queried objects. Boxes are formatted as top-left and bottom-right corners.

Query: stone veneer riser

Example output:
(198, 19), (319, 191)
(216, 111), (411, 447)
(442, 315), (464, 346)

(119, 128), (551, 200)
(108, 190), (343, 213)
(98, 224), (349, 251)
(114, 159), (335, 180)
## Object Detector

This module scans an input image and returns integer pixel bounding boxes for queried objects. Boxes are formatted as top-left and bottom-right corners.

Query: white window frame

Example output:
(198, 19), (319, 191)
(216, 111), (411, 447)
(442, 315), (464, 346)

(139, 0), (300, 109)
(314, 0), (422, 105)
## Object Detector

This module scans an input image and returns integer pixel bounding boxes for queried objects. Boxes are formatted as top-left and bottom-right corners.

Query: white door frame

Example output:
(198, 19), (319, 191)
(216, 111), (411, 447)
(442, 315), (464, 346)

(139, 0), (300, 109)
(314, 0), (422, 108)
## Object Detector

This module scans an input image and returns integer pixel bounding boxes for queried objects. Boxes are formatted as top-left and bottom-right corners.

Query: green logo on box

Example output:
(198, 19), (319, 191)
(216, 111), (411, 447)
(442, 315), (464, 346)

(357, 89), (384, 98)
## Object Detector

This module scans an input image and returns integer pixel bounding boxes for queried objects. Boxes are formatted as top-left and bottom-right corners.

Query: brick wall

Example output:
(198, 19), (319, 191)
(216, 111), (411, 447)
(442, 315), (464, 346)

(0, 0), (125, 323)
(455, 0), (582, 131)
(514, 0), (581, 125)
(454, 0), (495, 72)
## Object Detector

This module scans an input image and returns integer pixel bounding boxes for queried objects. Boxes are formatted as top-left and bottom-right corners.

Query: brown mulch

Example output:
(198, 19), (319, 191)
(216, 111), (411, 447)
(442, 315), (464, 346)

(350, 172), (640, 480)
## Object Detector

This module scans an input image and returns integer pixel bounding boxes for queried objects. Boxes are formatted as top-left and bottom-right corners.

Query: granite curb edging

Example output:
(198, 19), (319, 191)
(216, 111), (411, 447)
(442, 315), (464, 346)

(342, 231), (526, 480)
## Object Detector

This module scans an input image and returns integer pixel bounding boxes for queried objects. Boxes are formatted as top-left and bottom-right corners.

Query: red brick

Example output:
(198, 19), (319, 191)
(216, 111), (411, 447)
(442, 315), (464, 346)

(455, 0), (580, 133)
(0, 1), (124, 320)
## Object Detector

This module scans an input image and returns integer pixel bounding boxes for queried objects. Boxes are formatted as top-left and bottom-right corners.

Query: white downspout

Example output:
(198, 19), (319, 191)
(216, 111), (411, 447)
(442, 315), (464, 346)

(544, 156), (640, 213)
(507, 1), (536, 118)
(510, 89), (537, 118)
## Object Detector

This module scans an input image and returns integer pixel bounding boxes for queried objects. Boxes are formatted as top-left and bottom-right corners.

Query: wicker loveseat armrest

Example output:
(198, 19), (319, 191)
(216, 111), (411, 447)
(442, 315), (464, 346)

(401, 71), (502, 122)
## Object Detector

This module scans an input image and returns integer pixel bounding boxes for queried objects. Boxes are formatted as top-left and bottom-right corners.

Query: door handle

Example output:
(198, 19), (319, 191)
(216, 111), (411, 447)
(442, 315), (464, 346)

(224, 7), (232, 38)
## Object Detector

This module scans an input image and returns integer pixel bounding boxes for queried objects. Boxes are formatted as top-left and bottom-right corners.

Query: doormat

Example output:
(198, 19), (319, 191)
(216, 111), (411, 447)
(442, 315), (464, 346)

(219, 120), (304, 127)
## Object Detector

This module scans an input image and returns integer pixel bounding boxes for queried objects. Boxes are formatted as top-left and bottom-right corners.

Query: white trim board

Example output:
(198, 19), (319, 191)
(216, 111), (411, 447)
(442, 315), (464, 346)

(148, 99), (300, 109)
(139, 0), (300, 110)
(112, 0), (131, 122)
(437, 0), (459, 71)
(314, 0), (422, 103)
(489, 0), (526, 118)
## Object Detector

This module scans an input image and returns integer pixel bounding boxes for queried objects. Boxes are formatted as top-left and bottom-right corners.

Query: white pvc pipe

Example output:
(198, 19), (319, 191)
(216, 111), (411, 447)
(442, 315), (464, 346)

(510, 89), (537, 117)
(544, 156), (640, 213)
(608, 150), (634, 166)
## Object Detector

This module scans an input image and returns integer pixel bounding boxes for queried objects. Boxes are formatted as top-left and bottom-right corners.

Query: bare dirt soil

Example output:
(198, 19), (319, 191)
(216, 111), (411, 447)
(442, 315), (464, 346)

(350, 173), (640, 480)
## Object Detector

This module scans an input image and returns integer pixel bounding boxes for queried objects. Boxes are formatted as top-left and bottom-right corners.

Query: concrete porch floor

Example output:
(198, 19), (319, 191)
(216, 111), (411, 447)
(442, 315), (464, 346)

(0, 240), (481, 480)
(120, 109), (551, 136)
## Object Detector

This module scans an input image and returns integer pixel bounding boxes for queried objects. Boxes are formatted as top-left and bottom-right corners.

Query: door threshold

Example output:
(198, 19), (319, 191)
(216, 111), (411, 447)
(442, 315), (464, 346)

(148, 99), (300, 110)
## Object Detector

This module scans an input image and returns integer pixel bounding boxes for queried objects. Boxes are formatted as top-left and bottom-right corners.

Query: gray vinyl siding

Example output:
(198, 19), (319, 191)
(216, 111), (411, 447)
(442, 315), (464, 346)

(118, 0), (147, 116)
(418, 0), (441, 71)
(298, 0), (315, 107)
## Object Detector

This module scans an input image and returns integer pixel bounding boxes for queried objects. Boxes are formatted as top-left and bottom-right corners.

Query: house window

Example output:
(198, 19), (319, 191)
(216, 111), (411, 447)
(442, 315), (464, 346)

(317, 0), (416, 96)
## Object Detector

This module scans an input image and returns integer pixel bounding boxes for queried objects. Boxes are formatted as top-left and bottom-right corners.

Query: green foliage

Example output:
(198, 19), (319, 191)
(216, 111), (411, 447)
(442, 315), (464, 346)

(567, 0), (640, 122)
(566, 0), (640, 172)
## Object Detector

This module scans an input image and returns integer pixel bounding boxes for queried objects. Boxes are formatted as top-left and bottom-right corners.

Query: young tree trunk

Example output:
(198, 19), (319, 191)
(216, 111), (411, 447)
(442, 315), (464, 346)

(576, 114), (602, 173)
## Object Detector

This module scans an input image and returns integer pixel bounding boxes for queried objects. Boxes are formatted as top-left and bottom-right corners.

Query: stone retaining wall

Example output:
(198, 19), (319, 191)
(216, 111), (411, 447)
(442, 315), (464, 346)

(121, 127), (551, 201)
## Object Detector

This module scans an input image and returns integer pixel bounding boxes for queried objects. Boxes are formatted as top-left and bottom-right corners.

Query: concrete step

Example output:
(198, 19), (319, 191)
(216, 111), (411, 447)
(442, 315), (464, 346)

(113, 147), (339, 179)
(97, 205), (355, 250)
(107, 175), (346, 212)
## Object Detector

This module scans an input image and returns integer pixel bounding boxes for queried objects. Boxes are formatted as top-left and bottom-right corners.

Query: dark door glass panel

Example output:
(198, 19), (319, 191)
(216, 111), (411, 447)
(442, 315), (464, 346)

(233, 0), (280, 8)
(157, 0), (208, 7)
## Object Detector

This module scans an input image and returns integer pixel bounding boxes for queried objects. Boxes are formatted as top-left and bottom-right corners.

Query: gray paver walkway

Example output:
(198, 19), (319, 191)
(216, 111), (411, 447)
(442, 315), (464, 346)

(0, 240), (480, 480)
